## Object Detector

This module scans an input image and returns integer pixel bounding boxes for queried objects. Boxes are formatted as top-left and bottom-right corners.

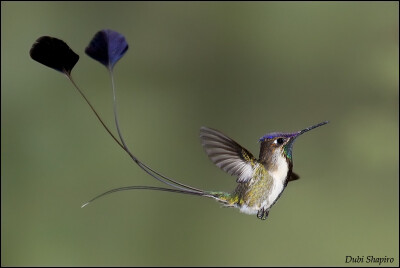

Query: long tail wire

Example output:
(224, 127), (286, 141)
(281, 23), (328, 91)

(65, 72), (205, 207)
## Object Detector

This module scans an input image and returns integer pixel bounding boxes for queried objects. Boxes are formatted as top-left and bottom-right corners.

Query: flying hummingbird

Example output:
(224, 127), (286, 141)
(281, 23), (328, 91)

(83, 121), (328, 220)
(198, 121), (328, 220)
(28, 31), (328, 220)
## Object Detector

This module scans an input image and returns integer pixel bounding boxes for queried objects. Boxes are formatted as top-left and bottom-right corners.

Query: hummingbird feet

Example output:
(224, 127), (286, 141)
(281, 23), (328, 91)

(257, 208), (269, 220)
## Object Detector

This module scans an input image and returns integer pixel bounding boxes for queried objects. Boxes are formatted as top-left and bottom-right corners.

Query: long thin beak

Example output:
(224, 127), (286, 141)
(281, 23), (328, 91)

(283, 121), (328, 160)
(297, 121), (329, 137)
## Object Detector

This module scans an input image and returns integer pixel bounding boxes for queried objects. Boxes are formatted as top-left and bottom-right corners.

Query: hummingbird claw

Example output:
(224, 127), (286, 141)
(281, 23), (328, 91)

(257, 208), (269, 220)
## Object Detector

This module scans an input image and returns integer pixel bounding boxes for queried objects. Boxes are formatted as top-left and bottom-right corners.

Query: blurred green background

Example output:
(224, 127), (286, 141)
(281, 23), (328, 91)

(2, 1), (398, 266)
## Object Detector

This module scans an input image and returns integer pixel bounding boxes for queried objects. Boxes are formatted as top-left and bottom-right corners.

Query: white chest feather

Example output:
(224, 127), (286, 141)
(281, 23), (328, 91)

(266, 154), (289, 207)
(269, 154), (289, 183)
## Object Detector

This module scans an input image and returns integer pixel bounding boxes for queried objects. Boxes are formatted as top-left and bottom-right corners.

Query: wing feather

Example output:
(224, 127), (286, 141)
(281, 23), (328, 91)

(200, 127), (257, 183)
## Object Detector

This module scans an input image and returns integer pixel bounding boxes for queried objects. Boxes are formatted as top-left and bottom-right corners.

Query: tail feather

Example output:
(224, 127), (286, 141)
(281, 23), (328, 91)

(82, 186), (205, 208)
(82, 186), (232, 208)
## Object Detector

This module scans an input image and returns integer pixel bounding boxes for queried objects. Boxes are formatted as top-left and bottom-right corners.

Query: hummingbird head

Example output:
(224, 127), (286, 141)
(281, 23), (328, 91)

(258, 121), (329, 168)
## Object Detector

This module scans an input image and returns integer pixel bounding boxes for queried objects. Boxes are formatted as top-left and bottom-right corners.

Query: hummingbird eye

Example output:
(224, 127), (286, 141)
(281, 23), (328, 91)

(274, 138), (284, 145)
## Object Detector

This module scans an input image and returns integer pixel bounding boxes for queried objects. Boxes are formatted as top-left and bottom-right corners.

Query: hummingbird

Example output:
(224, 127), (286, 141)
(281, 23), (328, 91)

(83, 121), (328, 221)
(198, 121), (328, 220)
(29, 32), (328, 220)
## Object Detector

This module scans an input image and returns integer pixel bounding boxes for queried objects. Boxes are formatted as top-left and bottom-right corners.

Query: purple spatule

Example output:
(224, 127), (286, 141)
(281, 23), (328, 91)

(85, 29), (129, 70)
(29, 36), (79, 76)
(85, 29), (130, 155)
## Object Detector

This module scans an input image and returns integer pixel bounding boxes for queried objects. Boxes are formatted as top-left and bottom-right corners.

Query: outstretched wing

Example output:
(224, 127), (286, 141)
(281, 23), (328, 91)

(200, 127), (257, 183)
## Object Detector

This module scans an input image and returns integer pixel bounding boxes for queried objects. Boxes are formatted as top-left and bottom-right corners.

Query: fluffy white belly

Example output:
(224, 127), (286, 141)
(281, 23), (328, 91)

(239, 204), (259, 215)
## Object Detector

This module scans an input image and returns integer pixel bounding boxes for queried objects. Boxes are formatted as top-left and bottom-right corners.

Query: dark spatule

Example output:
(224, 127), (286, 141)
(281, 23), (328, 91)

(29, 36), (79, 75)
